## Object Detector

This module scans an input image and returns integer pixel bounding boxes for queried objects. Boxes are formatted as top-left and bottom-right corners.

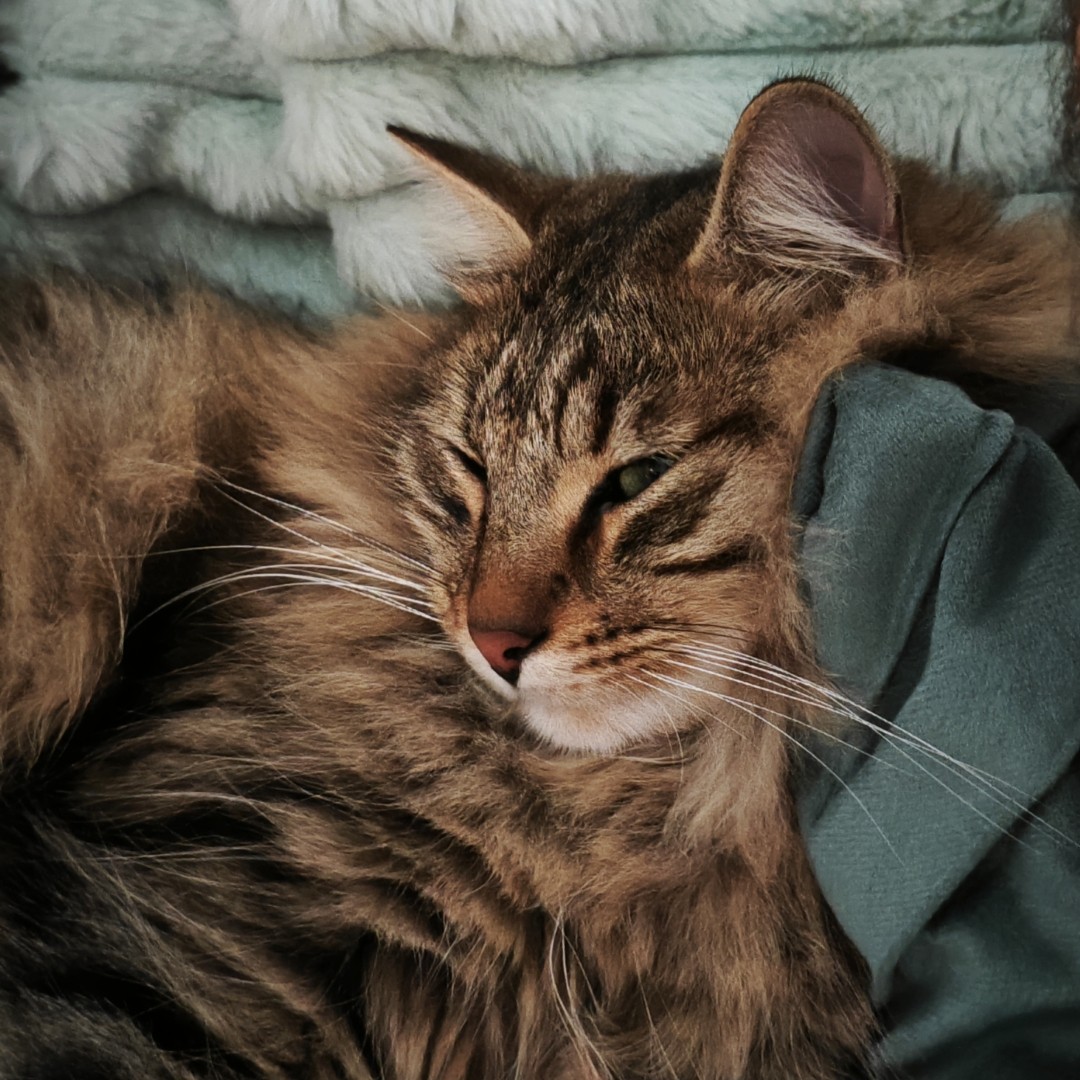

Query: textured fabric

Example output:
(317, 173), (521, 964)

(0, 0), (1070, 314)
(794, 365), (1080, 1077)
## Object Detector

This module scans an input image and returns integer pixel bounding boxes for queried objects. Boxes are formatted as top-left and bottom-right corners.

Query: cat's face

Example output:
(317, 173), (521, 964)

(403, 247), (793, 753)
(392, 80), (904, 752)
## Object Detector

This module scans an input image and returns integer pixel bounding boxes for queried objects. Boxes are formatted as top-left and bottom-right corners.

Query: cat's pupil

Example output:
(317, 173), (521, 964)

(615, 455), (673, 501)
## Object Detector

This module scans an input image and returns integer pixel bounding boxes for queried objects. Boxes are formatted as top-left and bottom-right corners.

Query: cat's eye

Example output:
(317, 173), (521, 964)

(592, 454), (674, 514)
(615, 456), (673, 501)
(451, 445), (487, 484)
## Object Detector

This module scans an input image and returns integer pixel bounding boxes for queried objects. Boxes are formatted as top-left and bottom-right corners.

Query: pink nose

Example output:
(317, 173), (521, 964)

(468, 627), (537, 683)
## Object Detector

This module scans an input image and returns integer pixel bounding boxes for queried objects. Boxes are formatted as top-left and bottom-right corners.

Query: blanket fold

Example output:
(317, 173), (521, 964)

(794, 364), (1080, 1076)
(227, 0), (1054, 63)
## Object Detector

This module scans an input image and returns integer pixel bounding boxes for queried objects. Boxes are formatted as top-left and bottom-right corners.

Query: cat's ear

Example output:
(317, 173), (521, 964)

(688, 79), (904, 282)
(388, 127), (546, 303)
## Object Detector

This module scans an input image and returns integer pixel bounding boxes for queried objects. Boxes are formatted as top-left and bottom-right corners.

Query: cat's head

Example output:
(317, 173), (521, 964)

(391, 80), (905, 754)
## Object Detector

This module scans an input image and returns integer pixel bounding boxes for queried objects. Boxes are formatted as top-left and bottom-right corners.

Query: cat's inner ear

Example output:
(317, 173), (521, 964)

(388, 127), (542, 301)
(689, 79), (904, 280)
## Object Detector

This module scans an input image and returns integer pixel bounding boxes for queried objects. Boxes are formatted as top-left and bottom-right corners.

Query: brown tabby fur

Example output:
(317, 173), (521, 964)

(0, 80), (1076, 1079)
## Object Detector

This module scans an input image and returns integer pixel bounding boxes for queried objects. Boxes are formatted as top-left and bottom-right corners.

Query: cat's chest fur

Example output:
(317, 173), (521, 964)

(73, 551), (873, 1080)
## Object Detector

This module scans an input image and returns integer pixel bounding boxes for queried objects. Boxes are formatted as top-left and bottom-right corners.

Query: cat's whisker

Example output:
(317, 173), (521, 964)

(624, 671), (742, 749)
(614, 673), (693, 771)
(640, 669), (903, 864)
(178, 550), (430, 594)
(546, 915), (610, 1080)
(398, 634), (459, 652)
(663, 647), (841, 715)
(652, 654), (1052, 852)
(802, 675), (1056, 808)
(142, 562), (436, 625)
(688, 640), (972, 752)
(681, 641), (1062, 816)
(191, 575), (441, 625)
(215, 478), (433, 575)
(649, 621), (746, 644)
(665, 653), (969, 794)
(216, 486), (428, 583)
(646, 656), (911, 776)
(684, 641), (997, 765)
(655, 647), (851, 719)
(671, 646), (1011, 790)
(146, 542), (433, 593)
(96, 849), (266, 867)
(635, 984), (685, 1080)
(133, 563), (435, 630)
(266, 552), (431, 594)
(665, 646), (1077, 851)
(370, 298), (435, 343)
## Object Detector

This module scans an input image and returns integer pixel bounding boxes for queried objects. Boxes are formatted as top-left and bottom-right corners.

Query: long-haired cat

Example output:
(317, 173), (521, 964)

(0, 79), (1075, 1079)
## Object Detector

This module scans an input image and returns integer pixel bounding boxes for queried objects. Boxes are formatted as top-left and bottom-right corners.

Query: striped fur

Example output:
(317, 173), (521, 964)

(1, 80), (1078, 1079)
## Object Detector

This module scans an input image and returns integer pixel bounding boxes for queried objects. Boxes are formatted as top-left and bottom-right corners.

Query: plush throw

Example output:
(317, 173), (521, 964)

(0, 0), (1071, 318)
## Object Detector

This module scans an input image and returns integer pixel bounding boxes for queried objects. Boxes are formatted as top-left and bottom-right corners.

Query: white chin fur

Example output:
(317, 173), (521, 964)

(516, 687), (677, 754)
(456, 643), (679, 753)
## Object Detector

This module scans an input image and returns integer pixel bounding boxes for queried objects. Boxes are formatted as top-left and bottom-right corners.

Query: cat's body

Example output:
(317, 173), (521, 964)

(0, 81), (1076, 1079)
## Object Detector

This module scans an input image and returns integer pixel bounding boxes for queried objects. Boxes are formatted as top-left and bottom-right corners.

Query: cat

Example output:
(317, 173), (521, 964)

(0, 77), (1076, 1080)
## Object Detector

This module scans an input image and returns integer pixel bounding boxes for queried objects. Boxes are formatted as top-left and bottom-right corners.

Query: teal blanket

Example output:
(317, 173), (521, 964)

(794, 365), (1080, 1076)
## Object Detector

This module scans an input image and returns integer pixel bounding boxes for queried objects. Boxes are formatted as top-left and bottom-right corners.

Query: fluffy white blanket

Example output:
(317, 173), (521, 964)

(0, 0), (1069, 315)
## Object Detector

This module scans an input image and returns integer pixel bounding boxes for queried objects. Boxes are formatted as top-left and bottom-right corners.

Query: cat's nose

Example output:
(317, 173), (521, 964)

(468, 626), (543, 684)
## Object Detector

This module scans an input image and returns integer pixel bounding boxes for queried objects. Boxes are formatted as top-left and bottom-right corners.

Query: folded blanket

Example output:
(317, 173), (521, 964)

(26, 0), (1057, 68)
(0, 196), (355, 321)
(794, 364), (1080, 1077)
(0, 1), (1070, 311)
(8, 0), (1056, 75)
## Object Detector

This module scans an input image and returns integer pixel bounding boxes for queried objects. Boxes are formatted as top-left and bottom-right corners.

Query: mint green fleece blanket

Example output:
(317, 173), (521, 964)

(794, 365), (1080, 1077)
(0, 1), (1071, 316)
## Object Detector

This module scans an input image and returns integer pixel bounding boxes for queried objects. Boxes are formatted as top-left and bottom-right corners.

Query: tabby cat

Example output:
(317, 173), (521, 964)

(0, 79), (1074, 1079)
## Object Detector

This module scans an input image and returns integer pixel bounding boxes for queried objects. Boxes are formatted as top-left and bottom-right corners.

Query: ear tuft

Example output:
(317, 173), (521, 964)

(690, 80), (904, 282)
(388, 127), (540, 303)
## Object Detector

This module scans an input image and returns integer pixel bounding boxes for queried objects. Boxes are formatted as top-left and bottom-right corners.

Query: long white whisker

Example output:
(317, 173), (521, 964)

(678, 646), (1016, 798)
(685, 642), (1052, 799)
(677, 643), (1075, 850)
(668, 649), (856, 719)
(215, 487), (425, 587)
(689, 640), (1042, 795)
(250, 555), (430, 594)
(641, 669), (904, 864)
(624, 671), (745, 743)
(192, 577), (441, 624)
(133, 561), (434, 629)
(370, 298), (435, 342)
(546, 915), (609, 1079)
(651, 656), (911, 775)
(684, 641), (1026, 786)
(655, 652), (1052, 846)
(149, 542), (431, 593)
(216, 478), (432, 574)
(616, 673), (693, 771)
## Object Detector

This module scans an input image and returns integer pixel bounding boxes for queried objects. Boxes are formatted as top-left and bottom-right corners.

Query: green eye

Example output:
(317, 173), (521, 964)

(616, 457), (672, 500)
(586, 454), (675, 522)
